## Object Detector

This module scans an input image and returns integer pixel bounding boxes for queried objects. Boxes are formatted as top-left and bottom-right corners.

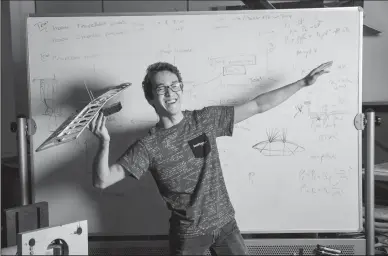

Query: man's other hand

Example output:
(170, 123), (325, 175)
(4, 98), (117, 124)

(302, 61), (333, 87)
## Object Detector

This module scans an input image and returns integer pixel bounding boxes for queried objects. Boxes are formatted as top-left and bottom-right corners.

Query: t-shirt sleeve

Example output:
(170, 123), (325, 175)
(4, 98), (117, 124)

(116, 140), (150, 180)
(200, 105), (234, 137)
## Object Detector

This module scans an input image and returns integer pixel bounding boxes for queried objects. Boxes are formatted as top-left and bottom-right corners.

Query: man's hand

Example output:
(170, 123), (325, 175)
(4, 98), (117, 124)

(89, 112), (110, 143)
(302, 61), (333, 87)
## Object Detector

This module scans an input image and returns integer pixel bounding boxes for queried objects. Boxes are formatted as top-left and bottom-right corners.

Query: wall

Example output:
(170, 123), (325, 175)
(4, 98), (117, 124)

(362, 1), (388, 165)
(0, 1), (35, 159)
(1, 0), (16, 157)
(373, 111), (388, 165)
(35, 0), (102, 14)
(363, 1), (388, 103)
(102, 0), (187, 12)
(9, 0), (35, 117)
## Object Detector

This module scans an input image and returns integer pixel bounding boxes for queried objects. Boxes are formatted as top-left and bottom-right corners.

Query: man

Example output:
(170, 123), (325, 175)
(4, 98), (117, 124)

(89, 61), (332, 255)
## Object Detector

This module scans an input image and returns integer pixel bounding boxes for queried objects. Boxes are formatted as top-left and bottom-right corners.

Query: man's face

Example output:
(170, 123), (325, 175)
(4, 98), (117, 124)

(149, 70), (183, 116)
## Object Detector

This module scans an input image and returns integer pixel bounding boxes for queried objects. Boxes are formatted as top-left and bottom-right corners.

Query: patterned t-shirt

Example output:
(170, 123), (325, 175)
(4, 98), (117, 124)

(116, 106), (235, 237)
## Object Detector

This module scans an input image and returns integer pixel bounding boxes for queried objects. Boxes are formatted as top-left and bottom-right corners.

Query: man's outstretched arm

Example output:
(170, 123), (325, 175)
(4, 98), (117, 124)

(234, 61), (333, 124)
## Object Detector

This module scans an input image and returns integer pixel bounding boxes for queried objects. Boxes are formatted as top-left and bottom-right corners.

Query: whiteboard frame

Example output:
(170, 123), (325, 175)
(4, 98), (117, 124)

(26, 7), (364, 234)
(27, 6), (363, 17)
(357, 6), (364, 234)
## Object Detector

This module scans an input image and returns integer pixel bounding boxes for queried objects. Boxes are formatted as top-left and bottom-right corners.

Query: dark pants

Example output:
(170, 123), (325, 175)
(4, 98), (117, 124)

(169, 219), (249, 256)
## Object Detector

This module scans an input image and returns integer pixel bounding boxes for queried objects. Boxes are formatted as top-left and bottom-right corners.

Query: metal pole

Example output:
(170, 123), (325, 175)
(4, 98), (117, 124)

(17, 115), (30, 205)
(365, 110), (375, 256)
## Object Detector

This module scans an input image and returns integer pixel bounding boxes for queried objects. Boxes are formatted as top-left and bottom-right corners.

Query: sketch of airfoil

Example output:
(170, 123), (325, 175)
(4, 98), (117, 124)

(252, 129), (304, 156)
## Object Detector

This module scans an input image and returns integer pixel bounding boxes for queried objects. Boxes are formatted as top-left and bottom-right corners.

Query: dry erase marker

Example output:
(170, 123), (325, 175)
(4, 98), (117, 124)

(317, 245), (341, 254)
(316, 251), (339, 256)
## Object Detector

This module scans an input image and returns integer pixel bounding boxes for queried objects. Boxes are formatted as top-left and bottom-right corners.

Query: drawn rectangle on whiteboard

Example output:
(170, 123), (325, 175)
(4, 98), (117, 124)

(210, 54), (256, 66)
(223, 65), (246, 76)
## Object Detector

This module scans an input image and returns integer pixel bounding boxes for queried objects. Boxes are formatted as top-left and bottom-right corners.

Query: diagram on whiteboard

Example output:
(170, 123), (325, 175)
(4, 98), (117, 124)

(33, 76), (63, 132)
(186, 54), (259, 90)
(293, 101), (345, 131)
(208, 54), (256, 76)
(39, 77), (62, 117)
(293, 103), (305, 118)
(252, 129), (304, 156)
(308, 104), (345, 131)
(248, 172), (255, 184)
(156, 50), (261, 93)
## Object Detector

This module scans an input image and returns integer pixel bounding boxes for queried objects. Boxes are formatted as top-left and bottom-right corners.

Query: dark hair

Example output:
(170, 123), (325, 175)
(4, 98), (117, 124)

(142, 62), (183, 102)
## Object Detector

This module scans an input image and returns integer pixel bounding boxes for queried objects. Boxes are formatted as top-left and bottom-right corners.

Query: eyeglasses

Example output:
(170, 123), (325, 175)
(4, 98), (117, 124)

(155, 82), (183, 95)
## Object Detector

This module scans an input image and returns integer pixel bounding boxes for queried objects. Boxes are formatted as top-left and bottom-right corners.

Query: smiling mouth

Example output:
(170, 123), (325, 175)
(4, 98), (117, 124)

(165, 99), (177, 104)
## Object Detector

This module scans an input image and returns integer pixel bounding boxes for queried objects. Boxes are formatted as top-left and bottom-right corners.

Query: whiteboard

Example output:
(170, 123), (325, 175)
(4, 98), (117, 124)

(27, 7), (363, 235)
